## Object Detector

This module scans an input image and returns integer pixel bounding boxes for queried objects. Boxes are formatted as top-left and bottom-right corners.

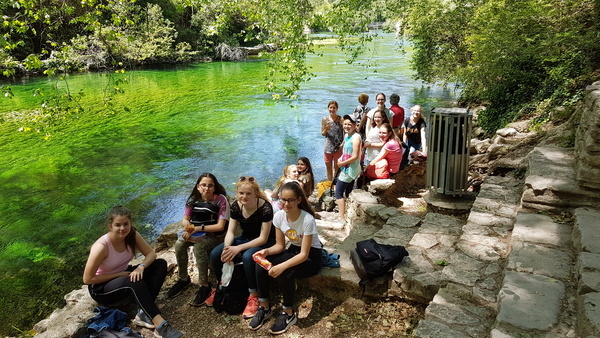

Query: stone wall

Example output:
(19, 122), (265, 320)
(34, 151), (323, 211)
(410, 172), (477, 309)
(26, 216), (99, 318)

(575, 81), (600, 190)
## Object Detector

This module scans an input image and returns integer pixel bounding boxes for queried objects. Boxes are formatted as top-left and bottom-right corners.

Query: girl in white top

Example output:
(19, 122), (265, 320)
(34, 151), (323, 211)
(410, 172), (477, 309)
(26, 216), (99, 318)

(363, 109), (390, 165)
(249, 181), (322, 335)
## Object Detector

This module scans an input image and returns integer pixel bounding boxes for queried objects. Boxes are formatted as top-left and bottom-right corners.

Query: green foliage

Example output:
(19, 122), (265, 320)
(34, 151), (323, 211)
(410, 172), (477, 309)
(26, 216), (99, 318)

(398, 0), (600, 133)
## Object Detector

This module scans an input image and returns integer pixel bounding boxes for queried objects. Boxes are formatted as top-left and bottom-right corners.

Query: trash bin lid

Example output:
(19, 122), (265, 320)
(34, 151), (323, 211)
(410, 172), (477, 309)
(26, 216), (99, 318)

(431, 107), (471, 115)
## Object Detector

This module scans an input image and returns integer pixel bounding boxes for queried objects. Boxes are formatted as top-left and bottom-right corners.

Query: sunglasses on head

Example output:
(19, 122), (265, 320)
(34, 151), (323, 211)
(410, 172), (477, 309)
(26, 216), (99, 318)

(239, 176), (255, 182)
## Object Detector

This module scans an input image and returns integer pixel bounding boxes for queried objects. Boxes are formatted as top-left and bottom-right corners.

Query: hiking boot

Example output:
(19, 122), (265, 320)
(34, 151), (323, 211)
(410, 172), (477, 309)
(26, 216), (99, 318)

(268, 311), (297, 335)
(242, 295), (259, 319)
(132, 309), (155, 329)
(248, 306), (272, 330)
(154, 321), (183, 338)
(190, 284), (211, 307)
(167, 278), (190, 298)
(204, 288), (217, 307)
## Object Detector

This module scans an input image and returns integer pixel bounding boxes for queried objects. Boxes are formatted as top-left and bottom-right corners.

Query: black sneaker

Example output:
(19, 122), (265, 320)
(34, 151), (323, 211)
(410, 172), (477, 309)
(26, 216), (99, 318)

(248, 306), (273, 331)
(132, 309), (155, 329)
(154, 321), (183, 338)
(167, 278), (191, 298)
(190, 284), (211, 307)
(268, 311), (297, 335)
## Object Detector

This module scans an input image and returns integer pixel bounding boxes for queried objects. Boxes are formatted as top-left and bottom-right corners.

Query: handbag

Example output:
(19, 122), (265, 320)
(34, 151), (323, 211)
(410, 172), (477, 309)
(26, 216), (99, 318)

(366, 159), (390, 179)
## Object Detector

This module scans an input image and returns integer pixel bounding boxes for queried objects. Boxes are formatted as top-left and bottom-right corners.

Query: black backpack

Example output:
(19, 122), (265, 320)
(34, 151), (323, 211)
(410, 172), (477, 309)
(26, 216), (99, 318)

(350, 239), (409, 296)
(213, 262), (249, 315)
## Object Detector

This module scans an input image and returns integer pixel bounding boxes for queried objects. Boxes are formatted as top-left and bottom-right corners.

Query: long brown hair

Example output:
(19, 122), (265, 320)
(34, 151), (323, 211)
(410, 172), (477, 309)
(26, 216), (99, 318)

(380, 123), (401, 145)
(370, 109), (390, 128)
(297, 156), (315, 197)
(187, 172), (227, 205)
(281, 181), (315, 218)
(108, 206), (137, 253)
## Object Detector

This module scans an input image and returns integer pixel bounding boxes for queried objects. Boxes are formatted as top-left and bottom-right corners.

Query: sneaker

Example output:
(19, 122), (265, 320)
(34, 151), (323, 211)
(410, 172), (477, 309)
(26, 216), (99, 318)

(154, 322), (183, 338)
(242, 295), (259, 319)
(167, 278), (191, 298)
(132, 310), (155, 329)
(204, 288), (217, 307)
(190, 284), (211, 307)
(268, 311), (297, 335)
(248, 306), (273, 330)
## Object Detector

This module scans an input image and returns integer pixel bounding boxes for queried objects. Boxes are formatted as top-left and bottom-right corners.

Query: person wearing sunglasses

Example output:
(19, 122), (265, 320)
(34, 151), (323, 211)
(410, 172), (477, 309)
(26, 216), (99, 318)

(249, 181), (322, 335)
(167, 173), (230, 307)
(209, 176), (276, 319)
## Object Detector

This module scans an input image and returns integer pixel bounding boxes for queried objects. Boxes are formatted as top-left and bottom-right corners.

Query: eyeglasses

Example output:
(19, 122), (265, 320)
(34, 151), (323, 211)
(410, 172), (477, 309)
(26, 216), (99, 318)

(281, 197), (298, 204)
(376, 99), (385, 102)
(239, 176), (255, 182)
(199, 183), (215, 189)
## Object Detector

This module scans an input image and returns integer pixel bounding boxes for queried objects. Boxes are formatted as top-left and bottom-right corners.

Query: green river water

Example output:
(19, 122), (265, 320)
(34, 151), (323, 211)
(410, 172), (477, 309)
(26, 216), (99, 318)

(0, 33), (457, 335)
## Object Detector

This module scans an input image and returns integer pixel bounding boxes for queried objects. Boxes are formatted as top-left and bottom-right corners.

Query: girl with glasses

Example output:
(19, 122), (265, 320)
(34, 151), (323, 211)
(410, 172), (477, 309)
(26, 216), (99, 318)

(209, 176), (276, 318)
(249, 181), (322, 335)
(167, 173), (230, 308)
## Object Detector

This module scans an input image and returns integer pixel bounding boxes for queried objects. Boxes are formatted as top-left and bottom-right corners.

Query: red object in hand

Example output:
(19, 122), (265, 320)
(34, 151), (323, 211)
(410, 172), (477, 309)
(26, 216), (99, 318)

(253, 253), (273, 271)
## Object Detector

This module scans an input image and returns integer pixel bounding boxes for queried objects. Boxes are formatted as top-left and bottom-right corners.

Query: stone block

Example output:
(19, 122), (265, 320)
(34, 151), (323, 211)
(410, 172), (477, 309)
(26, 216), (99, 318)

(376, 206), (400, 220)
(497, 271), (565, 331)
(512, 212), (571, 247)
(507, 241), (572, 280)
(573, 208), (600, 254)
(413, 320), (466, 338)
(577, 292), (600, 337)
(579, 271), (600, 295)
(385, 213), (422, 228)
(458, 241), (502, 262)
(373, 224), (416, 246)
(393, 270), (443, 303)
(409, 233), (438, 249)
(367, 178), (395, 194)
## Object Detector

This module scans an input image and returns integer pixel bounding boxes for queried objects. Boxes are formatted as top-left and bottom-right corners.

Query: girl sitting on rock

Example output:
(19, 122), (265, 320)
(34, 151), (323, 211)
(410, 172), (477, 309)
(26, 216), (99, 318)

(83, 206), (183, 338)
(249, 181), (322, 335)
(167, 173), (230, 307)
(209, 176), (275, 319)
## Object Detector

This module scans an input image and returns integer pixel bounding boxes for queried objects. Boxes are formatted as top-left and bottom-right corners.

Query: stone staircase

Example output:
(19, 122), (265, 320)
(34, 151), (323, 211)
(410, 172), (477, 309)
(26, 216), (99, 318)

(315, 145), (600, 337)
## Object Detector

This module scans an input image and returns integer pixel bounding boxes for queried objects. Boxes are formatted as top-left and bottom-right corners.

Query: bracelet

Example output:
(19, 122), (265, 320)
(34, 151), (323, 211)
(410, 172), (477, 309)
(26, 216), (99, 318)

(139, 263), (145, 268)
(201, 225), (205, 231)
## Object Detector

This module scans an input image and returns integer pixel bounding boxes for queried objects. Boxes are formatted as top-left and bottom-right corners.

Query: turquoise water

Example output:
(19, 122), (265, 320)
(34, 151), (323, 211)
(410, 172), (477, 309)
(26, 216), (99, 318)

(0, 32), (458, 334)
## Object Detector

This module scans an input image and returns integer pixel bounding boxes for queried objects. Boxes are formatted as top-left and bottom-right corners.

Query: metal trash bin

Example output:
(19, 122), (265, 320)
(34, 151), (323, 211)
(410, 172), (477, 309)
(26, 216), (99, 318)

(426, 107), (472, 196)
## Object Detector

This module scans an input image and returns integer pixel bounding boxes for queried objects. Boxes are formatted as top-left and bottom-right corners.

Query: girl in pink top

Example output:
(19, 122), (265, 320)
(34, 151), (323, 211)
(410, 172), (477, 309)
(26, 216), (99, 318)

(369, 123), (403, 174)
(83, 206), (182, 337)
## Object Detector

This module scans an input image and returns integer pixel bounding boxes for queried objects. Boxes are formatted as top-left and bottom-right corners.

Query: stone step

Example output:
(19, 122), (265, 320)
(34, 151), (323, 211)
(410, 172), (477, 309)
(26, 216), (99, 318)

(411, 175), (523, 337)
(522, 146), (600, 210)
(573, 207), (600, 337)
(492, 210), (576, 337)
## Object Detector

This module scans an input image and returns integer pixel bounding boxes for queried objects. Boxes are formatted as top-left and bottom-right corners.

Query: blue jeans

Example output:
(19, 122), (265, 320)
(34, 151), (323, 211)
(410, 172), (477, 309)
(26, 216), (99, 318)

(210, 236), (272, 292)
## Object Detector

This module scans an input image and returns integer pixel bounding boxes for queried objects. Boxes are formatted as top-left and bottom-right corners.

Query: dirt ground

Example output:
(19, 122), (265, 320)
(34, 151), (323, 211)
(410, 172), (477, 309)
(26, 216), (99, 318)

(135, 282), (425, 338)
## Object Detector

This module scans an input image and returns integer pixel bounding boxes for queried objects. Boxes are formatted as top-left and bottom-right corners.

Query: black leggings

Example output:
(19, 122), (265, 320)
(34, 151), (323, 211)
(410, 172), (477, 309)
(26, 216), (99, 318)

(88, 258), (167, 319)
(256, 246), (322, 308)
